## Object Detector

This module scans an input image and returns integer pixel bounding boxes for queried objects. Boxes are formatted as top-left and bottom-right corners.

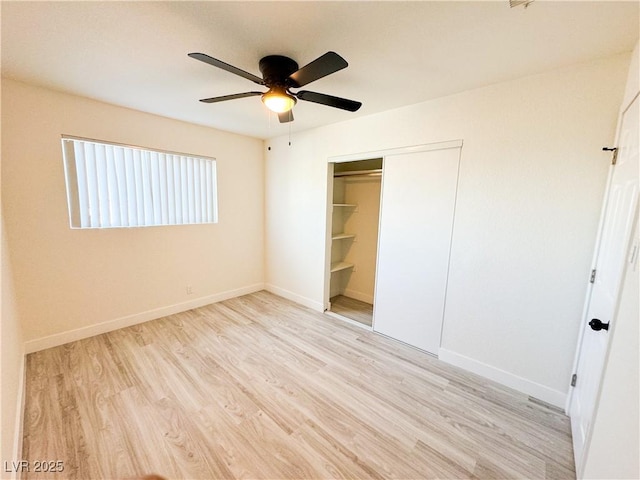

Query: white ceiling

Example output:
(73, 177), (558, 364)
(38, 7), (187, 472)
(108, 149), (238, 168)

(2, 1), (638, 139)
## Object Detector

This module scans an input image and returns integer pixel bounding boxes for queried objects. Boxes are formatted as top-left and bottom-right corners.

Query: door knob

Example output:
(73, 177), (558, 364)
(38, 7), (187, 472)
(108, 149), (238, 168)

(589, 318), (609, 331)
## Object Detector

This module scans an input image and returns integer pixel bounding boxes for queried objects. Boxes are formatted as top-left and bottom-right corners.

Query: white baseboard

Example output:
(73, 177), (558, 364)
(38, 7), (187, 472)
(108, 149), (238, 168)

(24, 283), (264, 354)
(438, 348), (567, 409)
(343, 289), (374, 305)
(264, 284), (325, 312)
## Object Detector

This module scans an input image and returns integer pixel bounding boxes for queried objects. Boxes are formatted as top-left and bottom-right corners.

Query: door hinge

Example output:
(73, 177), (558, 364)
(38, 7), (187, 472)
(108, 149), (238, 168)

(571, 374), (577, 387)
(602, 147), (618, 165)
(590, 269), (596, 283)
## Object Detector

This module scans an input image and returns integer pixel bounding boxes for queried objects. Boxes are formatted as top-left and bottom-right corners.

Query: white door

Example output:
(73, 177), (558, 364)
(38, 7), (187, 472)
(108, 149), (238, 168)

(569, 93), (639, 473)
(373, 145), (460, 355)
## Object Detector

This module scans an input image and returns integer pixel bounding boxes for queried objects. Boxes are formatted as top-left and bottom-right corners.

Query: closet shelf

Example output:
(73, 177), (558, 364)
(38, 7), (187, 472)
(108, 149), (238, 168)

(333, 203), (357, 208)
(330, 261), (355, 273)
(332, 233), (356, 241)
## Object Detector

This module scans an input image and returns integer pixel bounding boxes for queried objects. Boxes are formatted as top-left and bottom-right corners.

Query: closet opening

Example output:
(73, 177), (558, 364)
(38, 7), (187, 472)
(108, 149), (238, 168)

(326, 158), (383, 328)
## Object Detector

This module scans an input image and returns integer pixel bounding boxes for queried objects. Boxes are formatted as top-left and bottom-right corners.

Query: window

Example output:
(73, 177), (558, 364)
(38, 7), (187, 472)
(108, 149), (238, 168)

(61, 136), (218, 229)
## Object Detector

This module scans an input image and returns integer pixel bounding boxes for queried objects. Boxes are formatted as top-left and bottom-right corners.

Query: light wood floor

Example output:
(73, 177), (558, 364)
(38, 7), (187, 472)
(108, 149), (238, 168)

(329, 295), (373, 327)
(21, 291), (575, 479)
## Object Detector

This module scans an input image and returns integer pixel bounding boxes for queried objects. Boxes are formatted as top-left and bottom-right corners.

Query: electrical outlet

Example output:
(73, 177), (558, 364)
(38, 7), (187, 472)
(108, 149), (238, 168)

(186, 285), (193, 295)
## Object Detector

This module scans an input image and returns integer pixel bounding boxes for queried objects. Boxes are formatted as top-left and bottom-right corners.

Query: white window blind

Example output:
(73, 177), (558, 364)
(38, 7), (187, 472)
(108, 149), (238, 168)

(62, 137), (218, 229)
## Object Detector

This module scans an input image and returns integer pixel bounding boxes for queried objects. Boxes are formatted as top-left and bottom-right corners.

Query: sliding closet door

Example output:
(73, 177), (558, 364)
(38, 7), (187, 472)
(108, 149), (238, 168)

(373, 144), (460, 355)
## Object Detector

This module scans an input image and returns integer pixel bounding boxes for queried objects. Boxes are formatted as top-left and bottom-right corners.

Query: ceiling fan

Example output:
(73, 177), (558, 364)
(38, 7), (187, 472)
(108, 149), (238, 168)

(188, 51), (362, 123)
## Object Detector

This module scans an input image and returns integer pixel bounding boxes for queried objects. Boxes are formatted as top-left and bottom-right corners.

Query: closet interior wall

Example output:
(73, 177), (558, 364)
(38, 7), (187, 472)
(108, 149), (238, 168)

(329, 159), (382, 326)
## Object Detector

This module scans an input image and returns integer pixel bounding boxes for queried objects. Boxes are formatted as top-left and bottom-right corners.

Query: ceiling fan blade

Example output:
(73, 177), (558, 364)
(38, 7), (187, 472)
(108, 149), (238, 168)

(296, 90), (362, 112)
(188, 53), (264, 85)
(287, 52), (348, 88)
(278, 111), (294, 123)
(199, 92), (262, 103)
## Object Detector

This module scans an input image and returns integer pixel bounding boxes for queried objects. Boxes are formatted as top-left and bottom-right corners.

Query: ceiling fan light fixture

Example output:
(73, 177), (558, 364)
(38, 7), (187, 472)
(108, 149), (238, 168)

(261, 87), (296, 113)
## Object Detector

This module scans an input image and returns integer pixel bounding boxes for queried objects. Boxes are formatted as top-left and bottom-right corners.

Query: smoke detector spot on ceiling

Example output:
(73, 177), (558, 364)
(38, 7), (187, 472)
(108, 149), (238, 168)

(509, 0), (535, 9)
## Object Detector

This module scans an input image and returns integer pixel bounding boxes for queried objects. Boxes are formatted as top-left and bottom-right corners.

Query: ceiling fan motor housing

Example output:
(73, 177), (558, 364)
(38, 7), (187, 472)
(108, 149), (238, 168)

(259, 55), (299, 87)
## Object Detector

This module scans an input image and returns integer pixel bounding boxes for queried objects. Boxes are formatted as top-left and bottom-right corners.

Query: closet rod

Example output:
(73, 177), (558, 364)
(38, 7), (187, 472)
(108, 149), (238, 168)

(334, 169), (382, 178)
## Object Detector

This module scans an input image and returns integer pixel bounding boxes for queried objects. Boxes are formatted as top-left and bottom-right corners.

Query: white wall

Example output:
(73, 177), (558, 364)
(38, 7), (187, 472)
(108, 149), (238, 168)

(619, 42), (639, 117)
(1, 79), (265, 351)
(265, 53), (630, 406)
